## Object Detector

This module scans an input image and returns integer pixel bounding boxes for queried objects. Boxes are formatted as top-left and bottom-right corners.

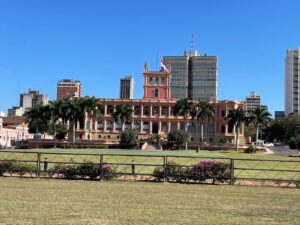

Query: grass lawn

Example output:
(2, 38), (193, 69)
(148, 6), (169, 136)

(0, 177), (299, 225)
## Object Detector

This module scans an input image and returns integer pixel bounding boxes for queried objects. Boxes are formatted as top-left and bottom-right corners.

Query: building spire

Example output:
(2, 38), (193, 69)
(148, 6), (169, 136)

(144, 60), (148, 72)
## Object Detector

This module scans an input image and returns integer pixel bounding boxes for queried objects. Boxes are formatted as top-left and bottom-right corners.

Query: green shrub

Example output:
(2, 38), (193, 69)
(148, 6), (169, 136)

(153, 161), (184, 182)
(77, 161), (100, 180)
(153, 160), (230, 184)
(0, 161), (14, 176)
(190, 160), (230, 184)
(60, 163), (78, 179)
(3, 162), (36, 177)
(244, 146), (257, 154)
(100, 163), (116, 181)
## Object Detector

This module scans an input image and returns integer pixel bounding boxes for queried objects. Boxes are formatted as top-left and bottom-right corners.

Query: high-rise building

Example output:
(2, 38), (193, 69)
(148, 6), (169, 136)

(20, 89), (48, 113)
(285, 48), (300, 116)
(245, 92), (261, 111)
(163, 49), (218, 100)
(57, 79), (82, 101)
(120, 76), (134, 99)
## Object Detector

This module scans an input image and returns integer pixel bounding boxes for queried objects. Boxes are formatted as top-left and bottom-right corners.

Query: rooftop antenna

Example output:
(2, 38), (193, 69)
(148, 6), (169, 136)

(190, 33), (195, 50)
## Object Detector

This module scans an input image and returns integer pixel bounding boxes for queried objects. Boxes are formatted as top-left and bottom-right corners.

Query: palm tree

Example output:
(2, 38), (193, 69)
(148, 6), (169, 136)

(173, 98), (193, 150)
(81, 96), (104, 140)
(249, 107), (272, 148)
(48, 100), (64, 148)
(193, 101), (214, 150)
(112, 104), (133, 131)
(61, 98), (83, 145)
(226, 108), (248, 151)
(24, 105), (46, 148)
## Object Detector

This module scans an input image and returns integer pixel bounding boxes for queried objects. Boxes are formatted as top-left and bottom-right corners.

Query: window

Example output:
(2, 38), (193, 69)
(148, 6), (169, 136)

(155, 77), (159, 85)
(221, 125), (226, 133)
(149, 77), (153, 85)
(208, 124), (214, 133)
(221, 110), (226, 117)
(86, 120), (91, 129)
(162, 122), (168, 132)
(154, 88), (159, 97)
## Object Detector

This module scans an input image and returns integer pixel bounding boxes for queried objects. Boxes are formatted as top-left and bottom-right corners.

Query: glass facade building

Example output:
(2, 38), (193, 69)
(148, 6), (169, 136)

(164, 51), (218, 100)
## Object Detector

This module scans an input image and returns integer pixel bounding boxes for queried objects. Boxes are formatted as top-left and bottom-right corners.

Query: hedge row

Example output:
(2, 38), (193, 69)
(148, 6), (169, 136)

(0, 160), (116, 180)
(47, 161), (115, 180)
(153, 160), (231, 184)
(0, 161), (36, 177)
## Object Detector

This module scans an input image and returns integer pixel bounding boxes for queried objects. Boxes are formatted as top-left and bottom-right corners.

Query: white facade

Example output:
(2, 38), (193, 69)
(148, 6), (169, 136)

(0, 118), (33, 148)
(285, 48), (300, 116)
(8, 107), (23, 117)
(20, 89), (48, 114)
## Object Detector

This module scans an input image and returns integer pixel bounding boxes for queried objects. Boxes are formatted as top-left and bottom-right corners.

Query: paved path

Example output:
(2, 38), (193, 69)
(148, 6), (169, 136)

(268, 145), (300, 156)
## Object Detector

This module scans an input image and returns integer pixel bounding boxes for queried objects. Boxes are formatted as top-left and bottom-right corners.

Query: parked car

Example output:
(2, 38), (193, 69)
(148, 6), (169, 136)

(264, 142), (274, 147)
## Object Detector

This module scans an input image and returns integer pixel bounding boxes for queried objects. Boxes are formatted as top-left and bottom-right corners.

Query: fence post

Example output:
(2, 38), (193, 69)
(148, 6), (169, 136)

(131, 160), (135, 176)
(36, 153), (41, 178)
(43, 157), (48, 172)
(230, 159), (234, 185)
(100, 154), (104, 179)
(163, 156), (167, 182)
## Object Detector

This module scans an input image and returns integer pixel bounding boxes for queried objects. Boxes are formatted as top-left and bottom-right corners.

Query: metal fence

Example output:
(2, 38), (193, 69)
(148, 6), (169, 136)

(0, 151), (300, 188)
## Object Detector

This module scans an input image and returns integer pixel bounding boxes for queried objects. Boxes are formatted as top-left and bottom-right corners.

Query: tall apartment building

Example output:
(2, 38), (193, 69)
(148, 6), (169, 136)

(245, 92), (261, 111)
(57, 79), (82, 101)
(285, 48), (300, 116)
(163, 49), (218, 100)
(120, 76), (134, 99)
(19, 89), (48, 113)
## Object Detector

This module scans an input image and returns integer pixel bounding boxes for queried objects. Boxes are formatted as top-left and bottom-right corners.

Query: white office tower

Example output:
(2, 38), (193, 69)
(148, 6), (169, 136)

(285, 48), (300, 116)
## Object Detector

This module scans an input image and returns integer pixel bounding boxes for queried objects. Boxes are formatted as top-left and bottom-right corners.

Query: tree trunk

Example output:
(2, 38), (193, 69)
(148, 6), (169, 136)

(54, 123), (57, 149)
(185, 120), (188, 150)
(35, 125), (39, 149)
(201, 123), (204, 150)
(72, 121), (76, 146)
(236, 125), (239, 151)
(255, 125), (259, 148)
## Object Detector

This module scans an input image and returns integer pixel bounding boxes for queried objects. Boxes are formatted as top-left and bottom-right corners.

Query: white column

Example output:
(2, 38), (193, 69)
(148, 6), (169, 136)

(104, 104), (107, 115)
(140, 120), (143, 132)
(141, 105), (144, 117)
(103, 120), (107, 131)
(150, 121), (153, 134)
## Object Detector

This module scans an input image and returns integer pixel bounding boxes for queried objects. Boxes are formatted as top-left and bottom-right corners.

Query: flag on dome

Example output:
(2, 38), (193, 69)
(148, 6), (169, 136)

(160, 59), (169, 73)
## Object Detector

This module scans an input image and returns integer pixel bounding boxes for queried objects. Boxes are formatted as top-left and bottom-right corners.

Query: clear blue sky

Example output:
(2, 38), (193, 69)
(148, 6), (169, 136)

(0, 0), (300, 116)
